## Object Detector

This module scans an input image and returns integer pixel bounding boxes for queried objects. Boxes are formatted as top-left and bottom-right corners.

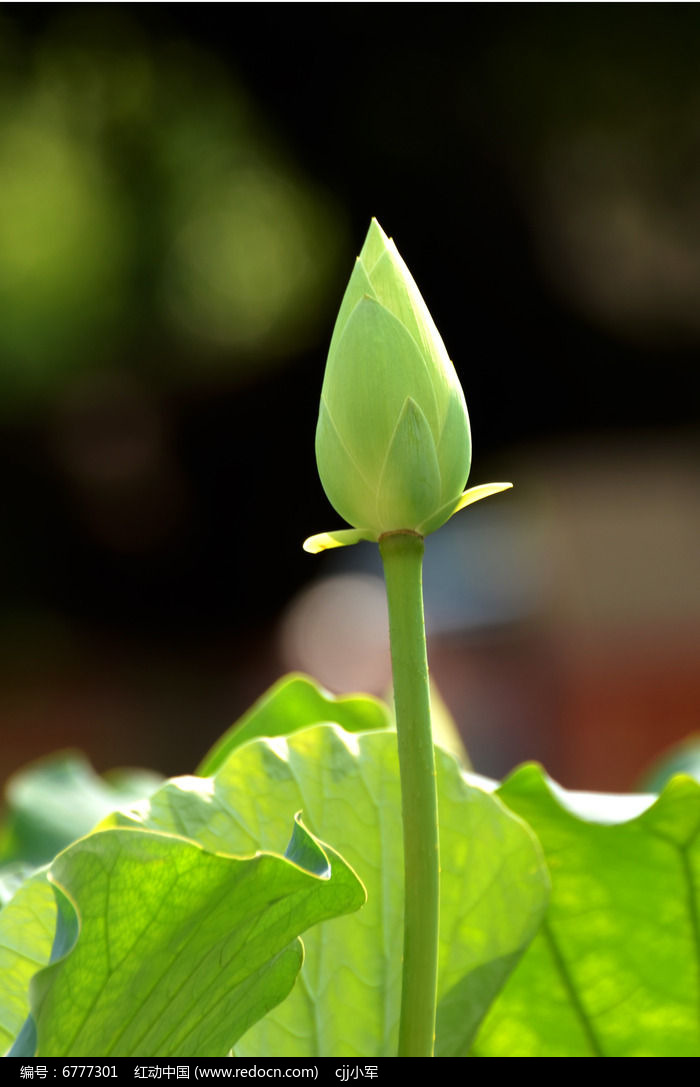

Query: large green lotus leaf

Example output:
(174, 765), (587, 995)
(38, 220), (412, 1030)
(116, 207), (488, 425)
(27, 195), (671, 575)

(196, 673), (391, 775)
(106, 726), (548, 1057)
(0, 872), (55, 1054)
(472, 765), (700, 1057)
(0, 751), (162, 870)
(10, 819), (364, 1058)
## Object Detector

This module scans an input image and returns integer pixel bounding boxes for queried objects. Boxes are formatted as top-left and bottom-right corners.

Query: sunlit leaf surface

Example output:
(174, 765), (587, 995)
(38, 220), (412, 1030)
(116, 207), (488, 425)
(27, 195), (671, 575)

(472, 765), (700, 1057)
(9, 819), (363, 1058)
(0, 873), (55, 1054)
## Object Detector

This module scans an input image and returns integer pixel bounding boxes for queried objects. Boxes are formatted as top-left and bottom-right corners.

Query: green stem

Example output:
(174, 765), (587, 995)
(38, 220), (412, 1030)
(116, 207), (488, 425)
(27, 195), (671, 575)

(379, 530), (439, 1058)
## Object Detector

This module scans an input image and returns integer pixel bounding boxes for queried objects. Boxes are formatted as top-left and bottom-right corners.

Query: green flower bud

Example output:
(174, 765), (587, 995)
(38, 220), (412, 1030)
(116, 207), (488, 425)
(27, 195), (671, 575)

(304, 220), (511, 554)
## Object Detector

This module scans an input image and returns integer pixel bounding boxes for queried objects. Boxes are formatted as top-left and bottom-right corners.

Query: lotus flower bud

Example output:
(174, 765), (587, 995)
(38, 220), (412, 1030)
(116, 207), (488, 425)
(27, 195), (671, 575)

(304, 220), (510, 554)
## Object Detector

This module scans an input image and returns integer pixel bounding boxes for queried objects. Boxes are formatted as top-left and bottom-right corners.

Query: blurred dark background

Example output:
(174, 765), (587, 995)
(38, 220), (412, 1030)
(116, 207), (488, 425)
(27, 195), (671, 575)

(1, 3), (698, 792)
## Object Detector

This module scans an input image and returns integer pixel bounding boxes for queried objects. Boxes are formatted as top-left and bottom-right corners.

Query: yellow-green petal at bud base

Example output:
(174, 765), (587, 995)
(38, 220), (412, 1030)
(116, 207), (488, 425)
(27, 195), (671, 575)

(304, 219), (512, 553)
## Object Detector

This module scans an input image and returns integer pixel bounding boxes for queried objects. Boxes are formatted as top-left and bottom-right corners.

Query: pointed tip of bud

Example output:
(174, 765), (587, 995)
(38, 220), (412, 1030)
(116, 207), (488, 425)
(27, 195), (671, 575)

(368, 216), (389, 238)
(361, 218), (392, 270)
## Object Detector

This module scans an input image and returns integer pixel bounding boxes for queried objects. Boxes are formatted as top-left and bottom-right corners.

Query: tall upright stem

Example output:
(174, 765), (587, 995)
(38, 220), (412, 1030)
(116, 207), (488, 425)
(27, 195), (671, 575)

(379, 530), (439, 1058)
